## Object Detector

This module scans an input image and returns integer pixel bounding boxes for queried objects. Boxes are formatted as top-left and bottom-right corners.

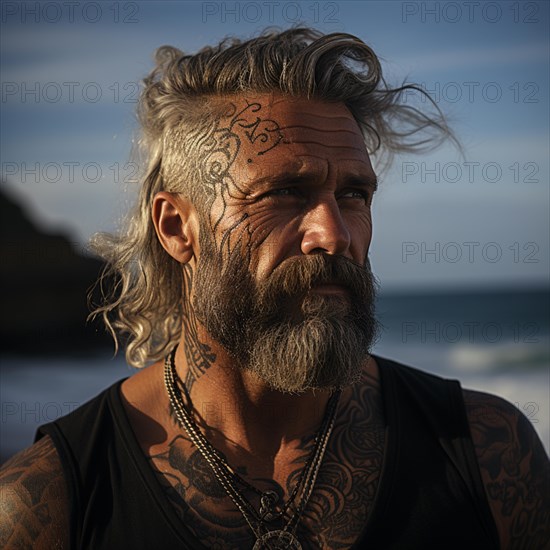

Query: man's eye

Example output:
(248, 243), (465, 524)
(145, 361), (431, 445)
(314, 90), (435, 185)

(265, 188), (299, 197)
(341, 190), (370, 202)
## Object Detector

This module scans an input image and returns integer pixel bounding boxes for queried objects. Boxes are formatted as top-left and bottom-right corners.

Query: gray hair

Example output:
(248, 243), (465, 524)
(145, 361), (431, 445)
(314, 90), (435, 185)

(90, 27), (456, 368)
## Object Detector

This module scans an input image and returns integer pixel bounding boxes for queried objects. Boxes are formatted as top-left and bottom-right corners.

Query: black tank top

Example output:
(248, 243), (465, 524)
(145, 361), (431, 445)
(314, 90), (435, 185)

(36, 356), (500, 549)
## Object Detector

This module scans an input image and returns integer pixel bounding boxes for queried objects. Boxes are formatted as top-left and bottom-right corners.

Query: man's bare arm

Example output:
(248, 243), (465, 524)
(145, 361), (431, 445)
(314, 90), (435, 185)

(0, 435), (69, 549)
(464, 389), (550, 550)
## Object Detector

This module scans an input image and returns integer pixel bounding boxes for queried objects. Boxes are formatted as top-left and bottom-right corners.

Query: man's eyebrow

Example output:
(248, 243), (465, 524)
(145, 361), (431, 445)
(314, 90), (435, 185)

(246, 172), (309, 191)
(344, 174), (379, 193)
(247, 171), (378, 193)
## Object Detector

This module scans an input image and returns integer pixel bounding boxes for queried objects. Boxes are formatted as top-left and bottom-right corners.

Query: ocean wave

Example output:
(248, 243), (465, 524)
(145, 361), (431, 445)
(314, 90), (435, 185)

(449, 340), (550, 373)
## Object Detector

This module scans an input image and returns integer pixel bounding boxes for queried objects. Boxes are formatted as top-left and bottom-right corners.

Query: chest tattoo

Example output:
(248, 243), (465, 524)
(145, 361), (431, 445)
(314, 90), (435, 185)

(148, 378), (385, 549)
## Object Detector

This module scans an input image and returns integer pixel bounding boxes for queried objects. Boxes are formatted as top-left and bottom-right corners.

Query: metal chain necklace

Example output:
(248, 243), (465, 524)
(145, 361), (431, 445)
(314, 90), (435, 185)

(164, 347), (341, 549)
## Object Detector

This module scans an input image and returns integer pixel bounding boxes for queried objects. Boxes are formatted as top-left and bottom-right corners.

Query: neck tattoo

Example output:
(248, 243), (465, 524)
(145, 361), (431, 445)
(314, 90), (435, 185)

(164, 346), (341, 549)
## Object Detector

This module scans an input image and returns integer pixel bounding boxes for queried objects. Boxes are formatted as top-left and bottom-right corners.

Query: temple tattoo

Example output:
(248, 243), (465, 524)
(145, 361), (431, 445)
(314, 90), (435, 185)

(186, 100), (284, 230)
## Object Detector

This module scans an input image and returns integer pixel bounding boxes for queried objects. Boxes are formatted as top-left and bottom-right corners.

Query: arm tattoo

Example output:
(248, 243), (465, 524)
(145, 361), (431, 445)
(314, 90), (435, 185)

(0, 436), (68, 549)
(464, 390), (550, 549)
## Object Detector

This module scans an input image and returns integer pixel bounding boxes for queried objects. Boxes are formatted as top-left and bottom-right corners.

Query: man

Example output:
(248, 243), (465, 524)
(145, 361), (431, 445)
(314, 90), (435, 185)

(1, 28), (548, 550)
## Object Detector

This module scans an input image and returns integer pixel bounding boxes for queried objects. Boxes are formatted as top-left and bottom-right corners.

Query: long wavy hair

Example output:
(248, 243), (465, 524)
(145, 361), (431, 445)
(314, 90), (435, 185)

(90, 27), (457, 368)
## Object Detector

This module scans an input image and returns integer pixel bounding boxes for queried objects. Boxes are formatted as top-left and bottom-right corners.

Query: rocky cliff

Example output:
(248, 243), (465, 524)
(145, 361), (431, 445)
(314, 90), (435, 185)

(0, 186), (114, 354)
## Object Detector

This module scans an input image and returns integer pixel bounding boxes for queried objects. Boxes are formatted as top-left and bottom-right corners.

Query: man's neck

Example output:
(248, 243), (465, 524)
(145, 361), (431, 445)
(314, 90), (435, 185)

(173, 331), (335, 459)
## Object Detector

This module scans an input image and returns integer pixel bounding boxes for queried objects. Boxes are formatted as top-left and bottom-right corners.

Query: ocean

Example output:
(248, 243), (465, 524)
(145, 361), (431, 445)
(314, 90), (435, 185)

(1, 288), (548, 462)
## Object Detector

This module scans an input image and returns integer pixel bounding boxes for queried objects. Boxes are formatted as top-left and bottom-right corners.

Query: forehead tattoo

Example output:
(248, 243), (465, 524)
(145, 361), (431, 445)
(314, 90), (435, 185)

(197, 101), (285, 200)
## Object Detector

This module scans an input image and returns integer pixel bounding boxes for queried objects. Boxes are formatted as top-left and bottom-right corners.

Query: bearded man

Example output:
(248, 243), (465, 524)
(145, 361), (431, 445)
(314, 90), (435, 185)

(1, 28), (548, 550)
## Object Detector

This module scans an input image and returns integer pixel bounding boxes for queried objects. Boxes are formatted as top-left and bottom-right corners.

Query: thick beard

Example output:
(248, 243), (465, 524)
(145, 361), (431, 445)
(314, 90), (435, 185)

(193, 235), (379, 394)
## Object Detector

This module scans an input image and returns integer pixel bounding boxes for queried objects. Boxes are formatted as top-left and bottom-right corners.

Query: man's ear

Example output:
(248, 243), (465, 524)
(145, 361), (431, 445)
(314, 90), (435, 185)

(152, 192), (198, 264)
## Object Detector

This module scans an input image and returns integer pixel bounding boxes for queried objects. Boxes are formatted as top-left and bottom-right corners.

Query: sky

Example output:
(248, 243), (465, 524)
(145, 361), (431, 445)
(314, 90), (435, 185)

(1, 0), (549, 292)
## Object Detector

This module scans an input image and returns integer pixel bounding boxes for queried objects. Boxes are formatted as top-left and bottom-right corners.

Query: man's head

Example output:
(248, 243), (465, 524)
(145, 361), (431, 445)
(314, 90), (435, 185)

(161, 94), (380, 392)
(91, 28), (453, 375)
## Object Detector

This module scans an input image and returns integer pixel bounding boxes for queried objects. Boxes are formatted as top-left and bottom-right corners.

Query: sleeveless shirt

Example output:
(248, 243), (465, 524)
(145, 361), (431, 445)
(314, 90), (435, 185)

(35, 356), (501, 549)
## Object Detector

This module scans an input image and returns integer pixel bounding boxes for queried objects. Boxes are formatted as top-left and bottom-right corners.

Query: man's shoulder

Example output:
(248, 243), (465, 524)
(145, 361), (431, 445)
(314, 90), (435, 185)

(373, 356), (550, 547)
(462, 388), (550, 548)
(461, 387), (548, 462)
(372, 354), (463, 416)
(462, 387), (528, 425)
(36, 377), (127, 440)
(0, 435), (69, 549)
(373, 354), (456, 384)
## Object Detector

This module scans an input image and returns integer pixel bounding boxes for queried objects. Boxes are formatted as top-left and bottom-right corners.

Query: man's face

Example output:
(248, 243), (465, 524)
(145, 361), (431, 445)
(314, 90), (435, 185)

(191, 94), (379, 393)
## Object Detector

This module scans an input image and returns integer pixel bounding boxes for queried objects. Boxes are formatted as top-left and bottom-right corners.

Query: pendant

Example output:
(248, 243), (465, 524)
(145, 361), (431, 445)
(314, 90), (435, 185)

(253, 530), (302, 549)
(259, 490), (279, 521)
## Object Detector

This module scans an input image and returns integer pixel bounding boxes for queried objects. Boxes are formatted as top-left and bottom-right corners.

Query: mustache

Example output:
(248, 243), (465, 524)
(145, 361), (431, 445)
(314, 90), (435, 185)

(256, 254), (376, 306)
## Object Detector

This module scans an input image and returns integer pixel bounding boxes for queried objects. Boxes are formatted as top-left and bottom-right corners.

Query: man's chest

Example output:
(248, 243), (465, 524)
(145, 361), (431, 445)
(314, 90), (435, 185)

(147, 407), (386, 549)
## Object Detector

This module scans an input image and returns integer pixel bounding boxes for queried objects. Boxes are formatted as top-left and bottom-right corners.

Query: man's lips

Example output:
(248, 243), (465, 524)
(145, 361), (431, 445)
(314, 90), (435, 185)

(309, 283), (349, 294)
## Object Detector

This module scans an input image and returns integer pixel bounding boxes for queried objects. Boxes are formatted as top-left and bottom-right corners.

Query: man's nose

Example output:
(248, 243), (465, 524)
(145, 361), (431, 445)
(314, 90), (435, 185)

(300, 198), (351, 256)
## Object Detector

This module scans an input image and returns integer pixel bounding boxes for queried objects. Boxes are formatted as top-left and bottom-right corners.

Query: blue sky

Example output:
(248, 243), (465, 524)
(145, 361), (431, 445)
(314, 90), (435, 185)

(1, 0), (548, 291)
